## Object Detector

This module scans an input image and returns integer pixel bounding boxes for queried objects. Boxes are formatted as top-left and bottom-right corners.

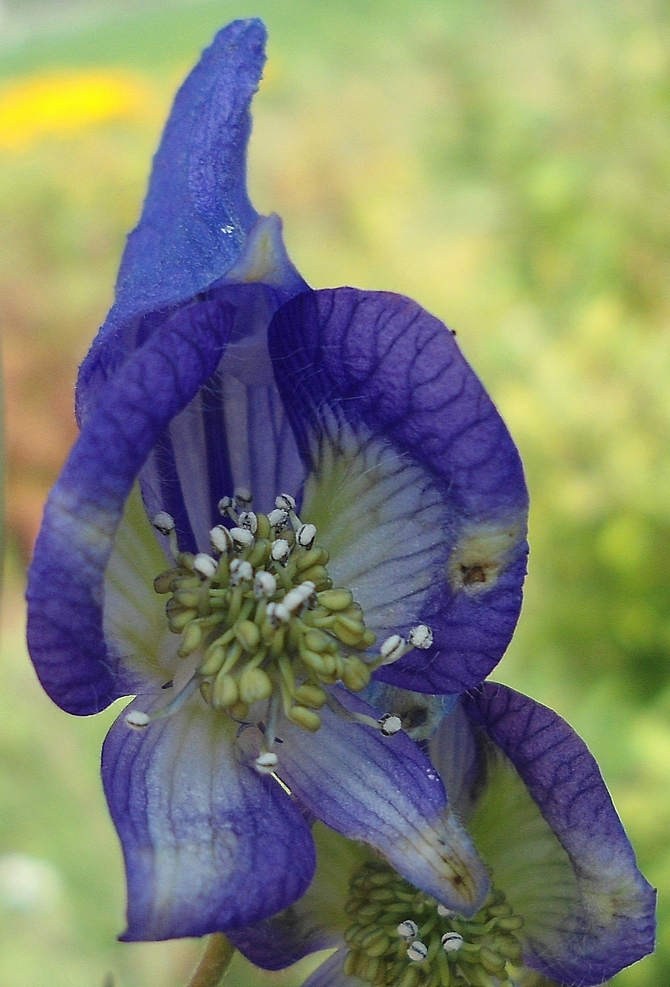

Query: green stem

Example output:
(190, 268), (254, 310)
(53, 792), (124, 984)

(185, 934), (236, 987)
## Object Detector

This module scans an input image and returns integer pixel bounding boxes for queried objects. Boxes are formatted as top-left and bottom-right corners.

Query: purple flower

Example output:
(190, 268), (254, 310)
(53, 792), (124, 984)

(26, 20), (528, 940)
(232, 684), (656, 987)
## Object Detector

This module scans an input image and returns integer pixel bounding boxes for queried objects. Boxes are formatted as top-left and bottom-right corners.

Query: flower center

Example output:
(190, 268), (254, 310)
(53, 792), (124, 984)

(344, 859), (524, 987)
(144, 491), (432, 759)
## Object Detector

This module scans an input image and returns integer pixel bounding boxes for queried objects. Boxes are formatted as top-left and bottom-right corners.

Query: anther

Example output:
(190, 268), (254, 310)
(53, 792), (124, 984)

(266, 601), (290, 627)
(380, 634), (405, 662)
(268, 508), (289, 530)
(210, 525), (232, 554)
(296, 523), (317, 549)
(234, 488), (253, 509)
(230, 558), (253, 585)
(379, 713), (402, 736)
(275, 493), (296, 511)
(407, 941), (428, 962)
(152, 511), (179, 558)
(125, 710), (150, 730)
(441, 932), (464, 953)
(396, 920), (419, 941)
(271, 539), (291, 564)
(408, 624), (433, 649)
(193, 553), (218, 579)
(218, 496), (233, 515)
(230, 527), (255, 550)
(254, 571), (277, 599)
(254, 751), (279, 774)
(437, 904), (456, 919)
(239, 511), (258, 534)
(283, 581), (316, 614)
(152, 512), (175, 535)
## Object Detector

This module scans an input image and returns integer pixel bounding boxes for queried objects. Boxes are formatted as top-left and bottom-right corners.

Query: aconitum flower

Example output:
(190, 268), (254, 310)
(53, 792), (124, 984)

(26, 21), (529, 939)
(232, 683), (656, 987)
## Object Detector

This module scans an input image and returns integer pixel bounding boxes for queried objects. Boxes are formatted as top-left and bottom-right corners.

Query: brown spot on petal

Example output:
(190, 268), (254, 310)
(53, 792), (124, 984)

(447, 518), (524, 595)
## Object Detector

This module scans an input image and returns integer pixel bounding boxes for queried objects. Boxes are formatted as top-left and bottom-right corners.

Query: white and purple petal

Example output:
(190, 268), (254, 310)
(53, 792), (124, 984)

(455, 684), (656, 985)
(269, 288), (529, 693)
(103, 697), (315, 940)
(26, 299), (233, 715)
(102, 484), (180, 696)
(238, 686), (489, 917)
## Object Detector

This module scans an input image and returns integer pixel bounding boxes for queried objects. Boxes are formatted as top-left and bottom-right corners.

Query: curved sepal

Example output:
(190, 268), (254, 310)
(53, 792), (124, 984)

(269, 288), (528, 694)
(103, 697), (316, 940)
(77, 19), (267, 419)
(462, 683), (656, 985)
(26, 299), (233, 715)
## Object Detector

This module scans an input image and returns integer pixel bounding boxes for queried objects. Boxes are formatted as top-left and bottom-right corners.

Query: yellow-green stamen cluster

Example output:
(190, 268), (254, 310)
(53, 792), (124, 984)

(154, 494), (382, 734)
(344, 860), (524, 987)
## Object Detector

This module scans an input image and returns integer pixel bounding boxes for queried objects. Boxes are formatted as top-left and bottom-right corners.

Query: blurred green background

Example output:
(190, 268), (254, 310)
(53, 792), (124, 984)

(0, 0), (668, 984)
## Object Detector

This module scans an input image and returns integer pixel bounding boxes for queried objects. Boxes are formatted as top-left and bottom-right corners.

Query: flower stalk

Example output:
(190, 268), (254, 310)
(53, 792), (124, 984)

(185, 935), (236, 987)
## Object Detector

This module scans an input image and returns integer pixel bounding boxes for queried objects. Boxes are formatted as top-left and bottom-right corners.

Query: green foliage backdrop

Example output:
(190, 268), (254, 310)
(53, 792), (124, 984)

(0, 0), (667, 984)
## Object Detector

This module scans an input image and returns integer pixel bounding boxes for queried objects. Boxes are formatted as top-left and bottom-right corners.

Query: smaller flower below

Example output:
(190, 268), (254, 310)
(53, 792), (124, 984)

(230, 683), (656, 987)
(343, 858), (524, 986)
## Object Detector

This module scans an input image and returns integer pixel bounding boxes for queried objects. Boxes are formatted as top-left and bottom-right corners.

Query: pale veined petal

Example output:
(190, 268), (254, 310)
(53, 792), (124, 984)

(103, 695), (315, 940)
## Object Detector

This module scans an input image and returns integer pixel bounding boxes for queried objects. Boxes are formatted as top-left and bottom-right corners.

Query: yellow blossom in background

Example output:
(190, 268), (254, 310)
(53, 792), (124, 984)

(0, 70), (152, 150)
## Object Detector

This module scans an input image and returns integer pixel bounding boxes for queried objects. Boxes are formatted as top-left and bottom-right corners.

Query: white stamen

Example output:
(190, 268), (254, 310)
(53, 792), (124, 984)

(210, 525), (232, 554)
(234, 488), (253, 509)
(239, 511), (258, 534)
(298, 580), (316, 600)
(254, 571), (277, 599)
(296, 523), (317, 549)
(379, 713), (402, 736)
(275, 493), (296, 511)
(125, 710), (150, 730)
(437, 904), (456, 919)
(397, 920), (419, 941)
(218, 496), (234, 515)
(193, 553), (218, 579)
(407, 941), (428, 962)
(254, 751), (279, 774)
(271, 539), (291, 564)
(127, 676), (201, 730)
(283, 581), (316, 614)
(409, 624), (433, 649)
(441, 932), (464, 953)
(152, 511), (175, 535)
(268, 508), (289, 530)
(152, 511), (179, 559)
(266, 602), (290, 627)
(380, 634), (405, 662)
(230, 527), (254, 550)
(230, 559), (253, 585)
(325, 693), (379, 730)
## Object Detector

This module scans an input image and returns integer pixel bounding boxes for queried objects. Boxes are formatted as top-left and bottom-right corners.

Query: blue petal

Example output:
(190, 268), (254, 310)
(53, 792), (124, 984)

(76, 19), (267, 420)
(26, 299), (233, 715)
(238, 686), (489, 916)
(268, 288), (528, 694)
(460, 684), (656, 984)
(229, 824), (363, 970)
(427, 697), (481, 818)
(138, 281), (307, 550)
(302, 950), (363, 987)
(230, 918), (339, 974)
(103, 697), (315, 940)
